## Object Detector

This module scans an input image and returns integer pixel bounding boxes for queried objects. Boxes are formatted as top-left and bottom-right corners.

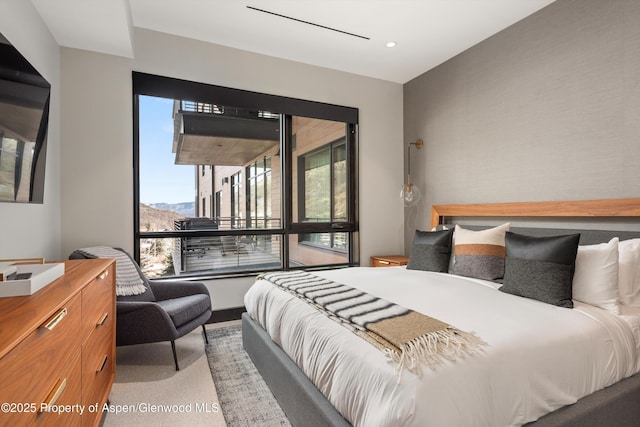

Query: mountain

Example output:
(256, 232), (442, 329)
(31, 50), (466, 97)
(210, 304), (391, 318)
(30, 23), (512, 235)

(149, 202), (195, 218)
(140, 203), (192, 232)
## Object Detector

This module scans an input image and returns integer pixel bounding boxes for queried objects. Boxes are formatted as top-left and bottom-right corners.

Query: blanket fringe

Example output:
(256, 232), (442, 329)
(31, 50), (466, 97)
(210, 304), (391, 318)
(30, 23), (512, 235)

(385, 327), (486, 380)
(117, 283), (148, 296)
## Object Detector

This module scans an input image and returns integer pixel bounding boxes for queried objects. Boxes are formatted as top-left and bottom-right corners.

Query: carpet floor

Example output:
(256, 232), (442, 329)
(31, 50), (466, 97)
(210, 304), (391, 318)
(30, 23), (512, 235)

(205, 324), (291, 427)
(103, 325), (226, 427)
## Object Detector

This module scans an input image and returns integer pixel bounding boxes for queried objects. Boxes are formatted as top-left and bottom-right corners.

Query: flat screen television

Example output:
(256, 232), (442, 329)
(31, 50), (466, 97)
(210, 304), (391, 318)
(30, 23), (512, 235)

(0, 32), (51, 203)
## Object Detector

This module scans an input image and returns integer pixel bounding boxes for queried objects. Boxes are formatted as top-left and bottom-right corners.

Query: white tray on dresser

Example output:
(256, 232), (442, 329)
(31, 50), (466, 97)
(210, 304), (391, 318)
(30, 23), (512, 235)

(0, 263), (65, 297)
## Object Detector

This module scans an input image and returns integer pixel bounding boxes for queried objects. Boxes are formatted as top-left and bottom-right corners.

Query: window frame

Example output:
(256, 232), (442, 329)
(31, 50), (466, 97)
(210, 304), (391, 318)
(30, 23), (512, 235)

(133, 72), (359, 278)
(296, 138), (351, 252)
(298, 138), (348, 224)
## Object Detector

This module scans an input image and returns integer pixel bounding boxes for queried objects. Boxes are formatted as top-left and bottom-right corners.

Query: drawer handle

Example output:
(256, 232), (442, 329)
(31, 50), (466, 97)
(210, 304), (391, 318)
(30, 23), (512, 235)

(97, 270), (109, 281)
(97, 312), (109, 327)
(40, 378), (67, 412)
(378, 260), (390, 265)
(97, 355), (108, 373)
(42, 308), (68, 331)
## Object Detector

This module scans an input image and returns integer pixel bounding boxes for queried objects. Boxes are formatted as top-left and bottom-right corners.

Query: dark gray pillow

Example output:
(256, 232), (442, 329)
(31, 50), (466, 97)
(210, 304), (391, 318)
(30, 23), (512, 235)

(406, 229), (453, 273)
(499, 232), (580, 308)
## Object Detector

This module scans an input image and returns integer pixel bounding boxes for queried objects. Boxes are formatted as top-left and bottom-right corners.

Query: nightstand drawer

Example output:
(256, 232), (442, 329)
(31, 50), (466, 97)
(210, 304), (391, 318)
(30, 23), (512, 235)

(370, 255), (409, 267)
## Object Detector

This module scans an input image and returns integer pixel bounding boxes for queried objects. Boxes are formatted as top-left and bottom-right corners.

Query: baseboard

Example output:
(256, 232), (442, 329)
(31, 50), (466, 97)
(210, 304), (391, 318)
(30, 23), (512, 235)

(208, 306), (246, 323)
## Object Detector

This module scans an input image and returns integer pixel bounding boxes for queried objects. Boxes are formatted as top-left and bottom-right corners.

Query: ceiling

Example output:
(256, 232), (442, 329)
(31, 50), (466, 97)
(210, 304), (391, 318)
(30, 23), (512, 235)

(31, 0), (556, 84)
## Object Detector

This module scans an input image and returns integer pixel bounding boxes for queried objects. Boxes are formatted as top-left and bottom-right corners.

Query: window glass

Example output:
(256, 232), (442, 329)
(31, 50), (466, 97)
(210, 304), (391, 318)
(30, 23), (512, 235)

(141, 235), (283, 278)
(333, 143), (347, 221)
(139, 96), (196, 226)
(291, 117), (348, 226)
(295, 137), (348, 250)
(289, 233), (349, 267)
(134, 74), (357, 277)
(303, 147), (331, 222)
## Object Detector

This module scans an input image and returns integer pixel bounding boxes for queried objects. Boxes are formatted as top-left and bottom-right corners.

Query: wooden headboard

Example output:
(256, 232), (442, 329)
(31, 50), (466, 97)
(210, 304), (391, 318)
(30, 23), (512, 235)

(430, 198), (640, 230)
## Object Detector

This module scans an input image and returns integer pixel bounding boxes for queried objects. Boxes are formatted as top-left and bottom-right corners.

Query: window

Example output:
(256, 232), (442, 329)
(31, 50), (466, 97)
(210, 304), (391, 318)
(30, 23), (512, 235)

(298, 139), (347, 251)
(133, 72), (358, 278)
(300, 140), (347, 223)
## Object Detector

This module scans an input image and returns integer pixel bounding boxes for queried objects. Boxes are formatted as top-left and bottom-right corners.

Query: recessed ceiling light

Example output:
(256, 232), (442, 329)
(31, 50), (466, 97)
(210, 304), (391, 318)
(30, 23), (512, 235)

(386, 41), (397, 48)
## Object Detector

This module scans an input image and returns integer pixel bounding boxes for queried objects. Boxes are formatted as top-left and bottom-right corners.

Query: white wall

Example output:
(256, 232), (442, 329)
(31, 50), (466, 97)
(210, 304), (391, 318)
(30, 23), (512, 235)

(0, 0), (61, 261)
(60, 28), (404, 309)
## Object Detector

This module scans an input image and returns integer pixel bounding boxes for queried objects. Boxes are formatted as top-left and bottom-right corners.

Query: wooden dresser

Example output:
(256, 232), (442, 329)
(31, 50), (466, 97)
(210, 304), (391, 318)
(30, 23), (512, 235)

(0, 259), (116, 427)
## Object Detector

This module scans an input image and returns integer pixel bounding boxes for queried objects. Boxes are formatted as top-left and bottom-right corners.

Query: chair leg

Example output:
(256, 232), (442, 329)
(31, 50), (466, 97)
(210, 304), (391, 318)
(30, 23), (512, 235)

(171, 340), (180, 371)
(203, 324), (209, 344)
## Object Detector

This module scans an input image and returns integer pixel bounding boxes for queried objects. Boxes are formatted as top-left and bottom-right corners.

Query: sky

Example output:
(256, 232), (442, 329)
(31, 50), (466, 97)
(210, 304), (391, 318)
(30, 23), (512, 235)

(139, 95), (195, 205)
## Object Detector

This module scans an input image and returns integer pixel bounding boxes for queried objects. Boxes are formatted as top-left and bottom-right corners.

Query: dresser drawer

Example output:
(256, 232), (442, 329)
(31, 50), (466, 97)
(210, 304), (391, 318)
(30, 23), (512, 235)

(81, 307), (114, 425)
(0, 295), (82, 427)
(0, 259), (116, 427)
(35, 351), (83, 427)
(0, 351), (82, 427)
(81, 267), (114, 340)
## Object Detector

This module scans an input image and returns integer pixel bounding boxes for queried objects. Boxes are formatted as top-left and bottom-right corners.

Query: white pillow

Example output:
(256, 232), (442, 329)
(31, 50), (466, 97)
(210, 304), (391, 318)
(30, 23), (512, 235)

(573, 237), (620, 314)
(618, 238), (640, 308)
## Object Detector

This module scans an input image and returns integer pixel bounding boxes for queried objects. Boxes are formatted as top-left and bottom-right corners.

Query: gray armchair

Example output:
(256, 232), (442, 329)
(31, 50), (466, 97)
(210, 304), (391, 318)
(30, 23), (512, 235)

(69, 247), (212, 370)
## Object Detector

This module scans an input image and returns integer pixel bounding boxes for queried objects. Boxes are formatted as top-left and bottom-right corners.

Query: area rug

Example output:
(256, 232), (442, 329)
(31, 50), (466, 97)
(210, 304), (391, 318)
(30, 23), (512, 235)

(205, 324), (291, 427)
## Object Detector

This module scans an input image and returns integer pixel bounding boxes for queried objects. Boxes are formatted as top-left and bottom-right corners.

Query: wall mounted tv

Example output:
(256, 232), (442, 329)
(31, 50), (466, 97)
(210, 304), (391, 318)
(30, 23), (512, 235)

(0, 32), (50, 203)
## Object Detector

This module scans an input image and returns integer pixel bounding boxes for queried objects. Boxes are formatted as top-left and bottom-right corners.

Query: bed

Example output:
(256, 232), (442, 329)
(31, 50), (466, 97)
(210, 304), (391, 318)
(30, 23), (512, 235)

(242, 198), (640, 427)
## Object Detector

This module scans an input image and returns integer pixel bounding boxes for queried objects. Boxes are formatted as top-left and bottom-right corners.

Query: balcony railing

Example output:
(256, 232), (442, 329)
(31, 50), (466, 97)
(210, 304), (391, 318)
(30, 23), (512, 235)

(139, 216), (349, 278)
(169, 217), (282, 276)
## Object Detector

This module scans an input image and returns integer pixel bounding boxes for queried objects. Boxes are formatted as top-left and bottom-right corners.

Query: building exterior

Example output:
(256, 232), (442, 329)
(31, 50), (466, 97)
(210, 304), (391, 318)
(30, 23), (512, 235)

(166, 100), (350, 276)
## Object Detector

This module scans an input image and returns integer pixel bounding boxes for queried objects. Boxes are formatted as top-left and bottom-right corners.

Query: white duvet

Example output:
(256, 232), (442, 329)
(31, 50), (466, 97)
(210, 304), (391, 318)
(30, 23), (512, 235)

(244, 266), (640, 427)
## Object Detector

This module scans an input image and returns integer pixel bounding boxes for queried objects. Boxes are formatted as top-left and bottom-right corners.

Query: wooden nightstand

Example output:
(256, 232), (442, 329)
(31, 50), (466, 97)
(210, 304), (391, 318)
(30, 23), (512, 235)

(370, 255), (409, 267)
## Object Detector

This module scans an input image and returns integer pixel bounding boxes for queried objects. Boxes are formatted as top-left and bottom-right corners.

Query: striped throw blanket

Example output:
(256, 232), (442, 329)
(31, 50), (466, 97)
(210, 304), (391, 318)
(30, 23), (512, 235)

(260, 271), (486, 377)
(78, 246), (147, 296)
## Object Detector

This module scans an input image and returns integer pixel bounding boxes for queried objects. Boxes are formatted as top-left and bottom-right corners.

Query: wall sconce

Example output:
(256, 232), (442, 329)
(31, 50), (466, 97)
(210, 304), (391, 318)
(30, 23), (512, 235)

(221, 177), (229, 185)
(400, 139), (423, 207)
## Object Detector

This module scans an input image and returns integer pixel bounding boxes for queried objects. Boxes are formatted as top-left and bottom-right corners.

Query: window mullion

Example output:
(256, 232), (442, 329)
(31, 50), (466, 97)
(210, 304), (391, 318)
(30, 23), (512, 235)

(281, 114), (292, 270)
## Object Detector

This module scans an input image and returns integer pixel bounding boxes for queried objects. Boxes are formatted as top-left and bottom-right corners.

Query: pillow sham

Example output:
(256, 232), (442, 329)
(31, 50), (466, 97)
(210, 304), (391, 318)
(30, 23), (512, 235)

(500, 232), (580, 308)
(619, 238), (640, 308)
(406, 229), (454, 273)
(450, 223), (510, 281)
(572, 238), (619, 314)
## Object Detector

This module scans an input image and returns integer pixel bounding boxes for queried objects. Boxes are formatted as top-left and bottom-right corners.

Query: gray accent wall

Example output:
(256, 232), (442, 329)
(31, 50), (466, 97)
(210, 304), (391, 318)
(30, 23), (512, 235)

(403, 0), (640, 250)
